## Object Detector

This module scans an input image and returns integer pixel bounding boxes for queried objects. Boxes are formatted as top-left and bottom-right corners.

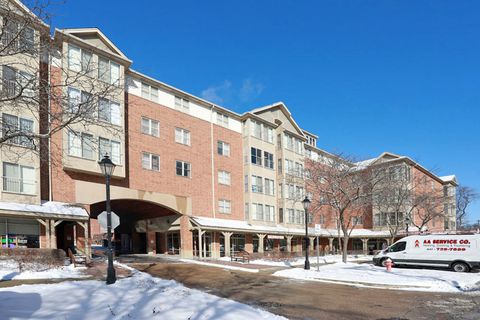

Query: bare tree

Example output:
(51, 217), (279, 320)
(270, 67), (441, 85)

(0, 0), (122, 161)
(456, 185), (479, 229)
(409, 189), (445, 232)
(306, 154), (379, 263)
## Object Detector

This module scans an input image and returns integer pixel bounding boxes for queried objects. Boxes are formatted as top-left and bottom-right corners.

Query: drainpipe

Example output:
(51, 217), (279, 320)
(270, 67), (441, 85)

(210, 105), (215, 219)
(47, 45), (53, 202)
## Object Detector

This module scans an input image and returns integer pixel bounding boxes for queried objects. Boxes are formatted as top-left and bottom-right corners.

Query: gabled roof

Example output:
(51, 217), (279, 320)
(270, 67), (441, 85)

(245, 101), (306, 137)
(56, 28), (131, 63)
(3, 0), (49, 29)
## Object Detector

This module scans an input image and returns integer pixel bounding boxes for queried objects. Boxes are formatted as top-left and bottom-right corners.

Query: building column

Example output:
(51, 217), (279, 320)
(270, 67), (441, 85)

(222, 232), (232, 257)
(257, 234), (266, 254)
(286, 236), (293, 252)
(36, 219), (49, 249)
(211, 232), (220, 259)
(328, 237), (334, 255)
(362, 238), (369, 255)
(50, 219), (57, 249)
(180, 215), (193, 258)
(309, 237), (315, 253)
(76, 221), (91, 261)
(198, 229), (205, 259)
(245, 233), (253, 253)
(146, 221), (156, 255)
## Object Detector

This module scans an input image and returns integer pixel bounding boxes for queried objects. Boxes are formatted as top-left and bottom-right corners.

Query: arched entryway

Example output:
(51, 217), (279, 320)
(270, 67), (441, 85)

(89, 199), (183, 255)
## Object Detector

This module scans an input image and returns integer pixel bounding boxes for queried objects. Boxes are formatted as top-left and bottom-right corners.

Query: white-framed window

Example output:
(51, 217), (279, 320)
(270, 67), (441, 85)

(141, 117), (159, 137)
(265, 205), (275, 222)
(252, 175), (263, 193)
(218, 170), (231, 185)
(216, 112), (229, 127)
(98, 56), (120, 85)
(263, 126), (274, 143)
(67, 87), (93, 114)
(352, 216), (363, 226)
(252, 203), (264, 220)
(264, 178), (275, 196)
(264, 151), (274, 169)
(285, 159), (294, 175)
(142, 152), (160, 171)
(1, 113), (34, 148)
(251, 147), (262, 165)
(219, 199), (231, 214)
(217, 141), (230, 156)
(295, 162), (304, 177)
(68, 131), (94, 159)
(2, 162), (35, 194)
(287, 184), (295, 199)
(176, 160), (191, 177)
(251, 120), (262, 139)
(68, 44), (92, 73)
(175, 128), (190, 145)
(141, 82), (159, 103)
(287, 209), (295, 223)
(99, 137), (121, 165)
(295, 210), (304, 224)
(174, 96), (189, 112)
(1, 66), (35, 98)
(319, 215), (325, 225)
(295, 186), (304, 199)
(98, 98), (121, 125)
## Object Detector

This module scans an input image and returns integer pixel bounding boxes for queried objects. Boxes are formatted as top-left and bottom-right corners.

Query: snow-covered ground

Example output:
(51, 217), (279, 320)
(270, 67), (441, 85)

(274, 262), (480, 293)
(249, 254), (371, 267)
(180, 259), (260, 272)
(0, 259), (90, 281)
(0, 266), (285, 320)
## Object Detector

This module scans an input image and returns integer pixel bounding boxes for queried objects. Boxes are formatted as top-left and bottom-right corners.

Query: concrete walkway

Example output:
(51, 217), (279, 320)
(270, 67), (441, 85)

(131, 260), (480, 320)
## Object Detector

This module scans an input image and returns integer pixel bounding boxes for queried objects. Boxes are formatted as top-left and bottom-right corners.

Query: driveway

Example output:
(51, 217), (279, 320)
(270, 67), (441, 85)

(130, 260), (480, 320)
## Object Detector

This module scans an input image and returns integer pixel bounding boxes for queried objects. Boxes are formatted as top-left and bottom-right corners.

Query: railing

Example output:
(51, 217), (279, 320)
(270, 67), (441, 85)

(2, 79), (16, 96)
(2, 176), (36, 194)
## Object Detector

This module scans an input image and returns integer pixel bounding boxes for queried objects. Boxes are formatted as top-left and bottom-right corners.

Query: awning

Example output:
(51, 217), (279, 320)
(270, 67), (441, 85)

(190, 216), (390, 238)
(0, 201), (89, 221)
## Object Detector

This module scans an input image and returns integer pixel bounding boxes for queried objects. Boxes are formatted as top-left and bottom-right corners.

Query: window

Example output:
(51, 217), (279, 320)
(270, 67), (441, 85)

(264, 178), (275, 196)
(98, 98), (121, 125)
(279, 208), (284, 223)
(264, 151), (274, 169)
(296, 210), (305, 224)
(217, 141), (230, 156)
(352, 216), (363, 226)
(265, 205), (275, 222)
(216, 112), (229, 127)
(295, 186), (304, 199)
(218, 170), (231, 185)
(295, 162), (304, 177)
(245, 203), (249, 220)
(68, 45), (93, 73)
(68, 132), (94, 159)
(175, 128), (190, 145)
(2, 162), (35, 194)
(2, 66), (34, 98)
(141, 83), (159, 102)
(99, 138), (121, 164)
(1, 113), (34, 147)
(2, 19), (19, 50)
(244, 175), (248, 192)
(252, 203), (264, 220)
(174, 96), (189, 112)
(263, 126), (274, 143)
(287, 209), (295, 223)
(284, 133), (294, 150)
(285, 159), (293, 174)
(319, 215), (325, 225)
(389, 241), (406, 253)
(141, 117), (159, 137)
(287, 184), (295, 199)
(251, 120), (262, 139)
(68, 87), (93, 114)
(98, 57), (120, 85)
(142, 152), (160, 171)
(251, 147), (262, 165)
(251, 175), (263, 193)
(176, 160), (191, 177)
(219, 199), (231, 214)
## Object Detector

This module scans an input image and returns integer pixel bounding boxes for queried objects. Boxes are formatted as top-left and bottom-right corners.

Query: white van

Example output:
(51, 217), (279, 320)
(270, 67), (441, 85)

(373, 234), (480, 272)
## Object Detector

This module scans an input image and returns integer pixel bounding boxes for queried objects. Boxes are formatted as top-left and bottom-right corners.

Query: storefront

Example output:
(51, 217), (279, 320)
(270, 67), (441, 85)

(0, 217), (40, 248)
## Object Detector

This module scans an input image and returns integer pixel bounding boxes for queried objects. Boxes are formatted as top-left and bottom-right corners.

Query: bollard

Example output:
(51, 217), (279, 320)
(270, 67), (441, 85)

(385, 258), (393, 272)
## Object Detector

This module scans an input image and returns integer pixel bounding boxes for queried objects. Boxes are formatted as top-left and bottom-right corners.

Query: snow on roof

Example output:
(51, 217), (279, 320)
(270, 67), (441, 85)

(0, 201), (89, 220)
(440, 175), (456, 182)
(191, 216), (390, 237)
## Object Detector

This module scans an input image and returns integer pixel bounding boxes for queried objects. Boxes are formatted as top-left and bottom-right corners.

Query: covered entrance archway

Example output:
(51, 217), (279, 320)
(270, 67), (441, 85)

(89, 199), (184, 255)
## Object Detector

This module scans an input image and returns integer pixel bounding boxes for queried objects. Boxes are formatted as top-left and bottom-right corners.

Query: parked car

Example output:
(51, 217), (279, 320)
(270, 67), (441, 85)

(373, 234), (480, 272)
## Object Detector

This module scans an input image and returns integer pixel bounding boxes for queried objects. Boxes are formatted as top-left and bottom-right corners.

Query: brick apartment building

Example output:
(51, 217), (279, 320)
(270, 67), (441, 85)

(0, 0), (458, 258)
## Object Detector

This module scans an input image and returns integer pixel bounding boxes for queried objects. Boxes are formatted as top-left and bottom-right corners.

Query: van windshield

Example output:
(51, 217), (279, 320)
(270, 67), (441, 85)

(389, 241), (406, 252)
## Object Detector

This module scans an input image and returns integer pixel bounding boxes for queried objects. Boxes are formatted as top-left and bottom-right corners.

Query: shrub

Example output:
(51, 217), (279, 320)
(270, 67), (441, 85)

(0, 248), (66, 272)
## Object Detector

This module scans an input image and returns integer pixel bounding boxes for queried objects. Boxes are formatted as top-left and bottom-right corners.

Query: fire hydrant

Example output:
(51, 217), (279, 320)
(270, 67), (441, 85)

(385, 258), (393, 272)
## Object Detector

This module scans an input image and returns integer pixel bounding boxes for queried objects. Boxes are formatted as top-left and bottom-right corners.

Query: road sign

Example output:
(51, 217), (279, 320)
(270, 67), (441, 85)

(98, 211), (120, 233)
(314, 224), (322, 235)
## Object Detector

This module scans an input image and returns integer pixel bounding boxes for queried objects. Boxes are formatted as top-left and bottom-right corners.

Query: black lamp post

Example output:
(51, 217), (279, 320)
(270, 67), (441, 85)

(98, 154), (116, 285)
(302, 196), (311, 270)
(405, 216), (410, 236)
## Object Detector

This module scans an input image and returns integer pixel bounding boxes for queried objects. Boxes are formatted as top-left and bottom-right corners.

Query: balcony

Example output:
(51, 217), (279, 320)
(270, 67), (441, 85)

(2, 176), (36, 195)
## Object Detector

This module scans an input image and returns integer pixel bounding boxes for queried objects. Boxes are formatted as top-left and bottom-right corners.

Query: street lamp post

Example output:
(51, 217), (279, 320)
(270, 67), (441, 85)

(302, 196), (311, 270)
(98, 154), (117, 285)
(405, 216), (410, 236)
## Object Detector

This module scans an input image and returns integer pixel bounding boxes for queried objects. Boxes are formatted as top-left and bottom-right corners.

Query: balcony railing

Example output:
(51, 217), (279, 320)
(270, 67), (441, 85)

(2, 176), (36, 194)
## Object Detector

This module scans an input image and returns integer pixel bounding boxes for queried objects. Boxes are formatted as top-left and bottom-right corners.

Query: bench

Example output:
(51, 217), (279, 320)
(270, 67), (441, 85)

(231, 250), (250, 263)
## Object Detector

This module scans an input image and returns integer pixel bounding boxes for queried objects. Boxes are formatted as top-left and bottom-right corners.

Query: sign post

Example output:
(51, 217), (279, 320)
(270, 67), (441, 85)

(315, 224), (322, 271)
(98, 211), (120, 233)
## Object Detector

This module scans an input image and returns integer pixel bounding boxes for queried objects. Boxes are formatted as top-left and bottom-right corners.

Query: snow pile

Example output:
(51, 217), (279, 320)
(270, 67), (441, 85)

(274, 262), (480, 293)
(0, 259), (89, 280)
(250, 255), (370, 267)
(0, 269), (285, 320)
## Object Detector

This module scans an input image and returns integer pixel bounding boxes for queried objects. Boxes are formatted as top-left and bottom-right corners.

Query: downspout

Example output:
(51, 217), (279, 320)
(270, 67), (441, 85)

(210, 105), (215, 219)
(47, 47), (53, 201)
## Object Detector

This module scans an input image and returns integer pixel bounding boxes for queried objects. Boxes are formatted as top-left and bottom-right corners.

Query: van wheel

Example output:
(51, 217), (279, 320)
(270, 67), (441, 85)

(452, 262), (469, 272)
(380, 258), (390, 267)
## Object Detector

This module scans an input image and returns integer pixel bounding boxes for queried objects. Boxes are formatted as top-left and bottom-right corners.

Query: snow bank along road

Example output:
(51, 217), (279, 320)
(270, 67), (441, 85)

(0, 267), (284, 320)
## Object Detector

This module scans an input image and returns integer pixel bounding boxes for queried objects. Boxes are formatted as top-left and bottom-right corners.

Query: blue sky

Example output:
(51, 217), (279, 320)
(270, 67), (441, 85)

(49, 0), (480, 222)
